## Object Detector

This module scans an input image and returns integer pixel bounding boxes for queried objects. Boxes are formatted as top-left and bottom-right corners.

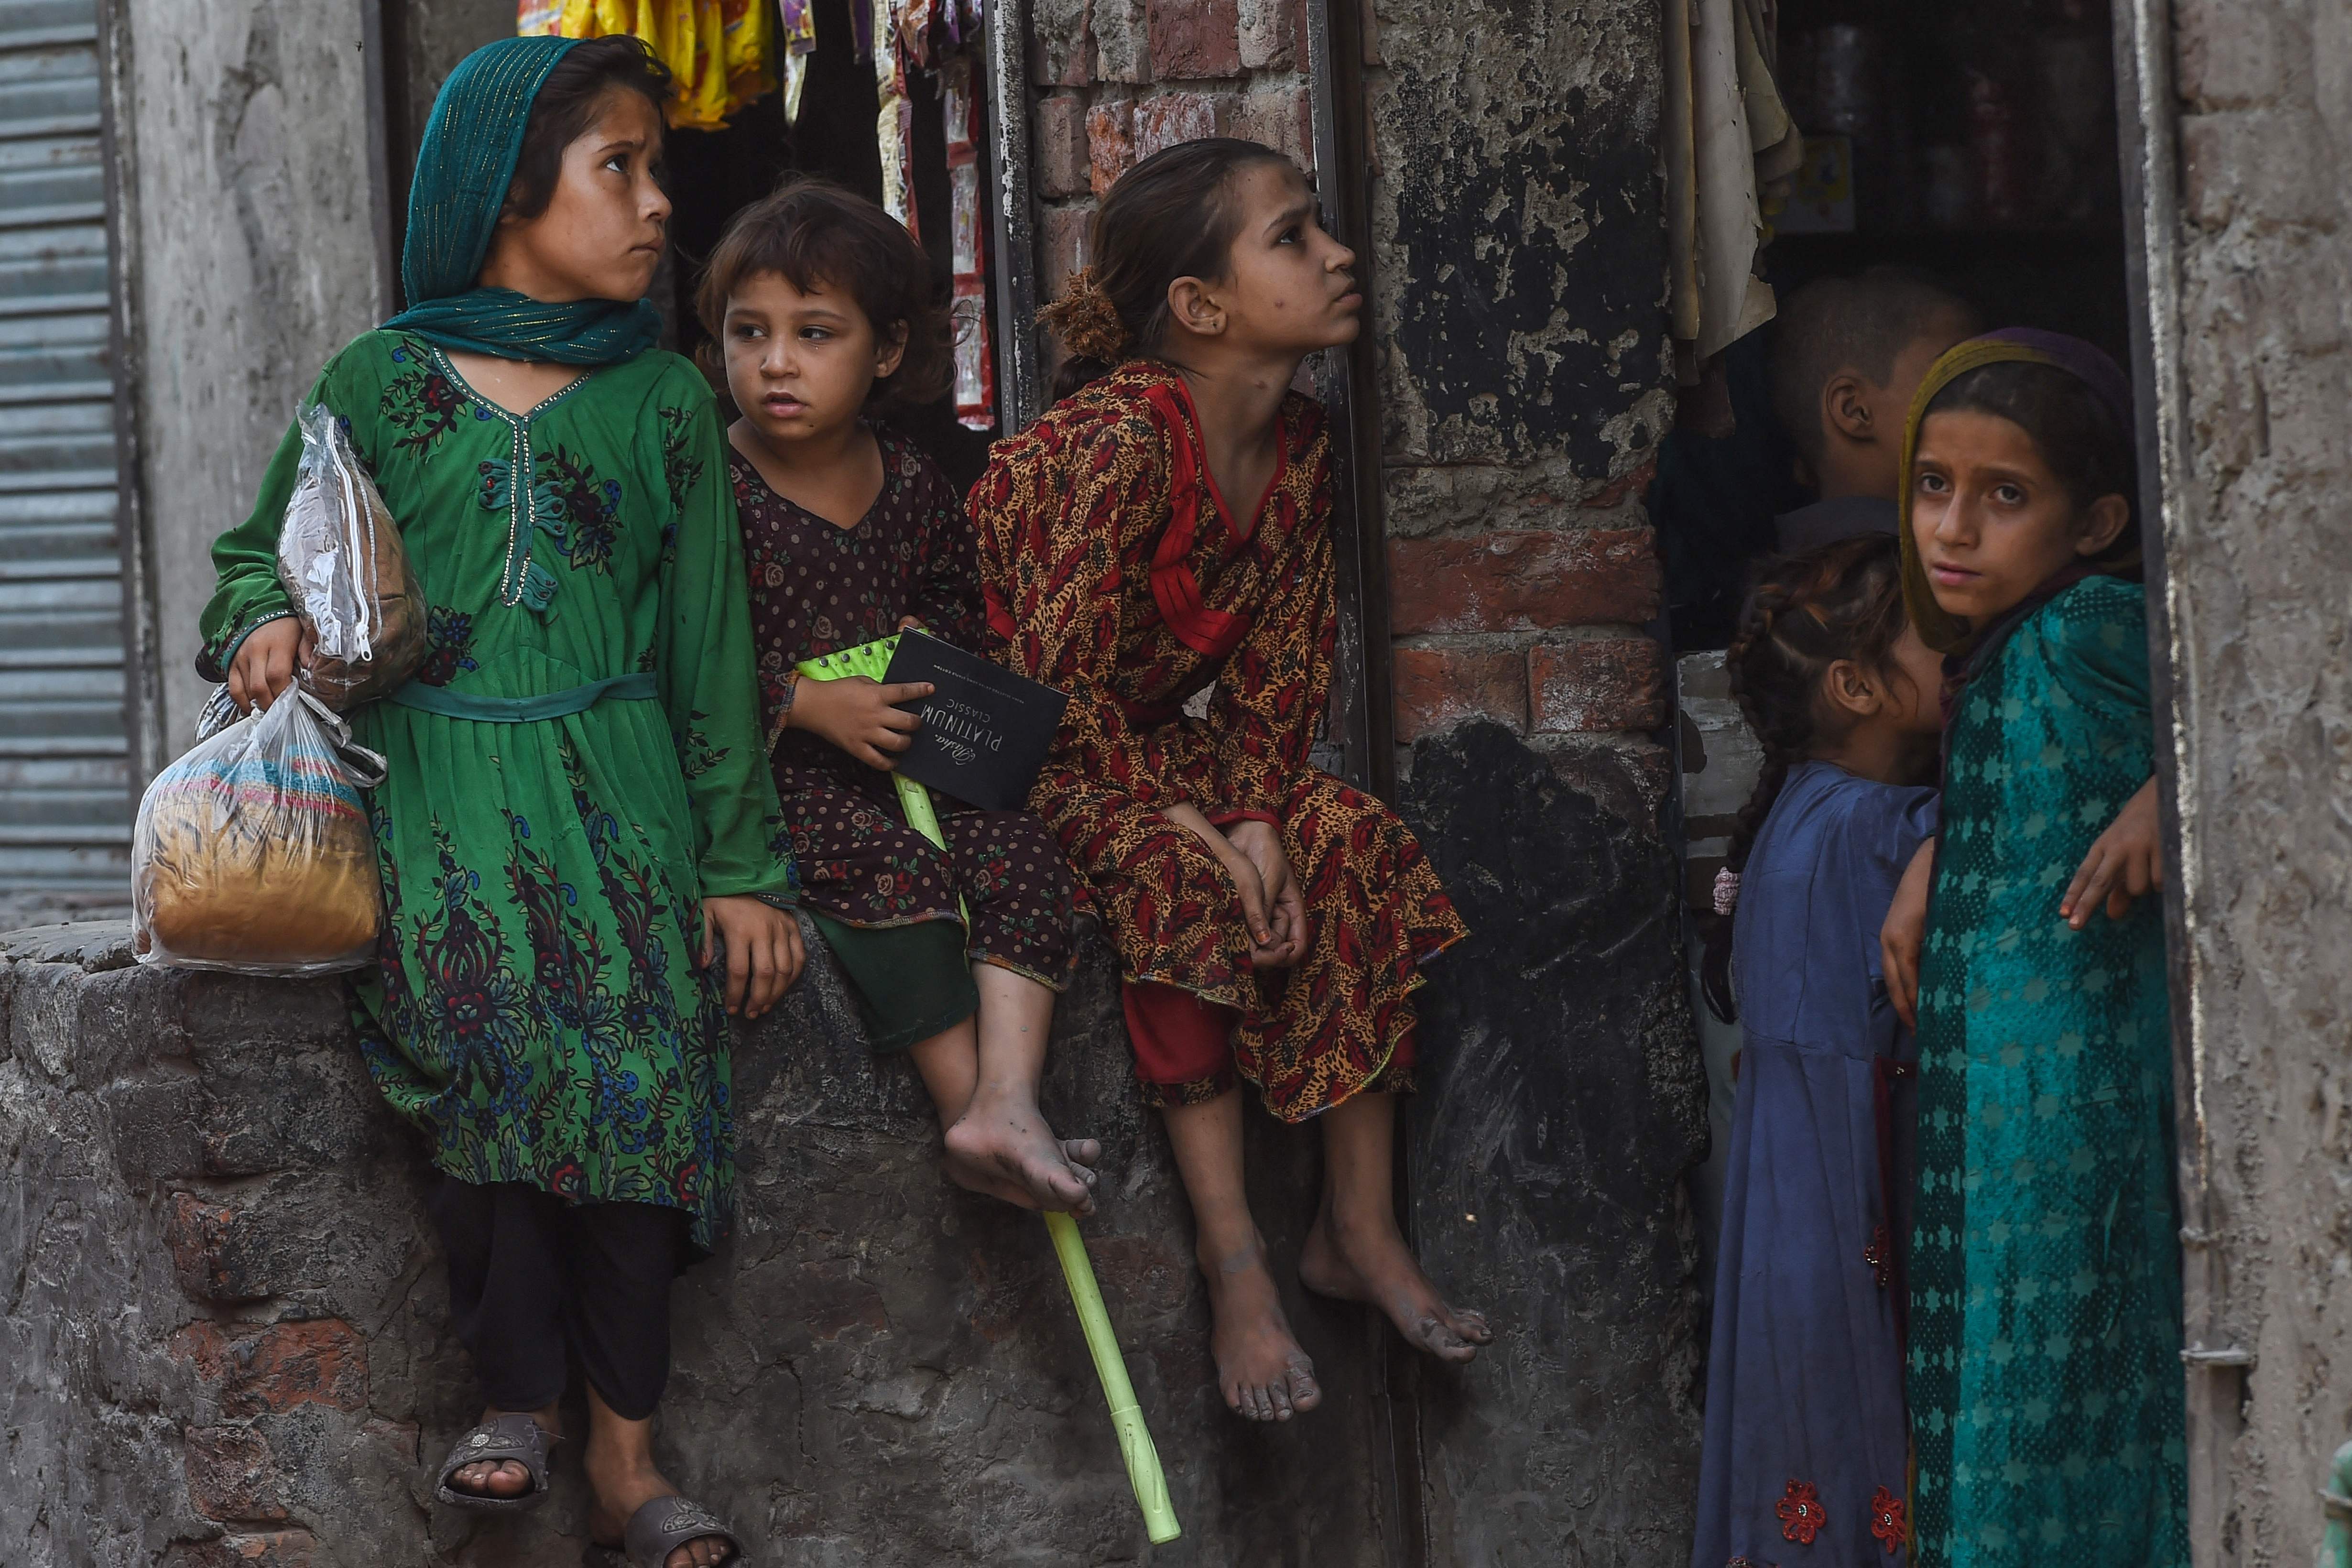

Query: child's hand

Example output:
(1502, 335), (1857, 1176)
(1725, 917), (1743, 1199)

(226, 618), (310, 714)
(1882, 836), (1936, 1029)
(1159, 803), (1288, 962)
(1223, 819), (1307, 969)
(2061, 778), (2162, 929)
(789, 674), (935, 770)
(701, 895), (805, 1018)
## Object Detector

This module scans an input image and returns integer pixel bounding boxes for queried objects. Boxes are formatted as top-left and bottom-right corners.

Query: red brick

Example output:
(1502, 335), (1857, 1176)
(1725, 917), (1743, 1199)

(1389, 528), (1661, 635)
(1034, 93), (1090, 199)
(1041, 202), (1094, 298)
(166, 1194), (240, 1302)
(1230, 83), (1313, 169)
(1580, 457), (1657, 512)
(163, 1533), (318, 1568)
(170, 1319), (367, 1418)
(1148, 0), (1241, 79)
(1132, 91), (1233, 163)
(184, 1426), (287, 1523)
(1529, 637), (1668, 733)
(1393, 646), (1527, 741)
(1237, 0), (1303, 70)
(1086, 99), (1134, 197)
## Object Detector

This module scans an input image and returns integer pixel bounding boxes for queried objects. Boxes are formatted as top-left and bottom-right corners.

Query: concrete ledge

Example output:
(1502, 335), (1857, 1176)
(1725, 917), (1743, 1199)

(0, 918), (1395, 1566)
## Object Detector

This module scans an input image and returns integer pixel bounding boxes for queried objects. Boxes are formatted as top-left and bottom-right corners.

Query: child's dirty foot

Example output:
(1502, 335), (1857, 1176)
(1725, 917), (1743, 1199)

(1300, 1216), (1491, 1363)
(944, 1088), (1102, 1213)
(1201, 1238), (1321, 1422)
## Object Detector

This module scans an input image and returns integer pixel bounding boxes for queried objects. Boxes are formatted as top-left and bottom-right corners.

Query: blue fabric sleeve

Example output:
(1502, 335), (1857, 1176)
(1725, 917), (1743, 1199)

(1857, 781), (1942, 882)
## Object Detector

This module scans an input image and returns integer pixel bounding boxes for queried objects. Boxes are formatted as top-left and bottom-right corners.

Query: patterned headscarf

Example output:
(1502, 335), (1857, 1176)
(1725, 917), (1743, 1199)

(383, 37), (664, 366)
(1897, 329), (2137, 654)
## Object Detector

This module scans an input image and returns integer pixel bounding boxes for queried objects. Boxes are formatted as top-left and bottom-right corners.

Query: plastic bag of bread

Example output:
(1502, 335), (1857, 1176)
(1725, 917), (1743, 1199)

(278, 404), (425, 708)
(132, 688), (388, 976)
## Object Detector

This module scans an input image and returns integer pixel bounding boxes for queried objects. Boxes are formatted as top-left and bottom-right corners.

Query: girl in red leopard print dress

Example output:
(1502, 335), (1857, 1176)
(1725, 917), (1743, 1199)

(970, 140), (1483, 1422)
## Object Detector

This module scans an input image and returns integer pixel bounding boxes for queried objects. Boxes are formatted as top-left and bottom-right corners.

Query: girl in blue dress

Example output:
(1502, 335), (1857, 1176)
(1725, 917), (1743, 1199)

(1691, 534), (1946, 1567)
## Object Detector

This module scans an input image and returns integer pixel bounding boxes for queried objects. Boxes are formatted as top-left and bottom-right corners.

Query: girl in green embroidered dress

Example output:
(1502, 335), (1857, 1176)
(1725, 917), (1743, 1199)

(1880, 330), (2185, 1568)
(198, 36), (787, 1567)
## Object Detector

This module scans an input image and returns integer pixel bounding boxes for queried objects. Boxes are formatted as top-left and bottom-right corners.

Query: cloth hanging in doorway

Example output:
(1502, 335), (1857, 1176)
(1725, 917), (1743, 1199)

(518, 0), (774, 131)
(873, 0), (916, 234)
(1663, 0), (1802, 382)
(942, 54), (993, 428)
(863, 0), (997, 427)
(780, 0), (817, 125)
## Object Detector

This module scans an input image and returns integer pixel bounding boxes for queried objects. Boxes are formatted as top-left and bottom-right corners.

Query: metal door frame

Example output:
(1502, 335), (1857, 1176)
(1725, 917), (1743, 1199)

(92, 0), (154, 790)
(2110, 2), (2230, 1559)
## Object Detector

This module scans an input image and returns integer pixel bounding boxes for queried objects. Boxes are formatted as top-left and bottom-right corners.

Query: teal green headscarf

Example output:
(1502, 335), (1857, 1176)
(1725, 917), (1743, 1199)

(385, 36), (664, 366)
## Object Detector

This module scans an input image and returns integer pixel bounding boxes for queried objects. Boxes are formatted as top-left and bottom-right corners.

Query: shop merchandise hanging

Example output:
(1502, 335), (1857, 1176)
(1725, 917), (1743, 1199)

(519, 0), (775, 130)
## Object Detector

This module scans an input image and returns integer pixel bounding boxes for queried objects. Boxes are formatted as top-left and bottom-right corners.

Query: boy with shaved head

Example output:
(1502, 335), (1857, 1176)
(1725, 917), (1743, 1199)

(1771, 269), (1981, 553)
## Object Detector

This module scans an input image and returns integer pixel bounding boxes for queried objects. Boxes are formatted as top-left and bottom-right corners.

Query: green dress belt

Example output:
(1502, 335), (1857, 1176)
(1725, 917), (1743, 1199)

(385, 671), (658, 722)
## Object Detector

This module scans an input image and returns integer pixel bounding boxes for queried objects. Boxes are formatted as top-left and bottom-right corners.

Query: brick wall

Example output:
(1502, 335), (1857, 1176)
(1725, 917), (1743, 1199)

(1027, 0), (1315, 315)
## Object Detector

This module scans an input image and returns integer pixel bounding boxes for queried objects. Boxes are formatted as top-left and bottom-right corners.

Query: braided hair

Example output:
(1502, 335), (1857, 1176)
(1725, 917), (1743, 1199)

(1700, 534), (1914, 1022)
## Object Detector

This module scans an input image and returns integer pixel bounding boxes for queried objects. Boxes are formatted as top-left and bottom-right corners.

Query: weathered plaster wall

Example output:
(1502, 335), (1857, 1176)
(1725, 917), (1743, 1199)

(0, 921), (1396, 1567)
(2143, 2), (2352, 1563)
(387, 0), (512, 195)
(1364, 1), (1706, 1561)
(117, 0), (389, 759)
(1399, 725), (1705, 1564)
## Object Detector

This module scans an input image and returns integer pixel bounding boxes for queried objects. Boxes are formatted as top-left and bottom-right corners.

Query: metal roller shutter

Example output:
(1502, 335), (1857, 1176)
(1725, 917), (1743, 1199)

(0, 0), (129, 908)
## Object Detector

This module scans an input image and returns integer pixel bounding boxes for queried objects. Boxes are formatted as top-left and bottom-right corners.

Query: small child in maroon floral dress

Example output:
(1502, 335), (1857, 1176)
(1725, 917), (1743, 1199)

(697, 179), (1098, 1213)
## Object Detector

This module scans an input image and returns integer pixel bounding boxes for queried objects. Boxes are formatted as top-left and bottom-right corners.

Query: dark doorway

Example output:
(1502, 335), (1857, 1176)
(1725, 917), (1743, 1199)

(1655, 0), (2131, 652)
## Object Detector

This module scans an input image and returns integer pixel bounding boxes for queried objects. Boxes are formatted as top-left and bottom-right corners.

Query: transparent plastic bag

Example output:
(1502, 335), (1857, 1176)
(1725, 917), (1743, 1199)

(132, 689), (389, 976)
(277, 404), (425, 708)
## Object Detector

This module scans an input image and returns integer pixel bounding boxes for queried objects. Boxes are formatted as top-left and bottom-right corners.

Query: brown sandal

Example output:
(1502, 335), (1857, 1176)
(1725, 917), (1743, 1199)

(619, 1495), (746, 1565)
(431, 1412), (557, 1512)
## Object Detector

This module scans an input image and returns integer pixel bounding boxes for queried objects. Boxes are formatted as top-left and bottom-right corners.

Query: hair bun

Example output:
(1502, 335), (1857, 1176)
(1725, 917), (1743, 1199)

(1038, 266), (1132, 363)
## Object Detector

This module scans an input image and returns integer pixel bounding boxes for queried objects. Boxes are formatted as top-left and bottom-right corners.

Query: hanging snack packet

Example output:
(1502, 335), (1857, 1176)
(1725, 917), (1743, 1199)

(278, 404), (425, 708)
(132, 690), (388, 977)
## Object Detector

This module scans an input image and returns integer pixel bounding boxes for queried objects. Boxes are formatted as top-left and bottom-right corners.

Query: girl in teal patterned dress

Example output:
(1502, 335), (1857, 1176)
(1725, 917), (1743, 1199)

(1880, 330), (2186, 1567)
(201, 36), (788, 1567)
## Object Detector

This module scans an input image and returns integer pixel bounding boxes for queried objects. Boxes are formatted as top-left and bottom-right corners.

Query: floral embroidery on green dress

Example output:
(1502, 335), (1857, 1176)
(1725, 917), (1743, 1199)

(197, 330), (795, 1252)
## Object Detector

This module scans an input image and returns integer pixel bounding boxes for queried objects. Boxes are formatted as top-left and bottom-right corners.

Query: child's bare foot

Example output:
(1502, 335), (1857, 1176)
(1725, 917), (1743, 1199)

(943, 1085), (1102, 1213)
(1300, 1215), (1491, 1363)
(1200, 1237), (1321, 1421)
(586, 1447), (736, 1568)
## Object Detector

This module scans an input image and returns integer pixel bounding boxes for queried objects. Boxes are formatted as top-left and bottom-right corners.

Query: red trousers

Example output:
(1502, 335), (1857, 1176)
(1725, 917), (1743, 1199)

(1121, 980), (1416, 1108)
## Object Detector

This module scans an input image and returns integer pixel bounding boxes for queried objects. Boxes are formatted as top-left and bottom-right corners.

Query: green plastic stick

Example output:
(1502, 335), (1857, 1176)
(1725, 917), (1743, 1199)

(795, 634), (941, 848)
(1046, 1209), (1182, 1544)
(799, 635), (1181, 1545)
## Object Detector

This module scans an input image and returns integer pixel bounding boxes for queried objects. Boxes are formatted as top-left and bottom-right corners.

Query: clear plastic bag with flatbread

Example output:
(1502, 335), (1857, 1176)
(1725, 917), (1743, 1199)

(278, 403), (425, 708)
(132, 689), (389, 976)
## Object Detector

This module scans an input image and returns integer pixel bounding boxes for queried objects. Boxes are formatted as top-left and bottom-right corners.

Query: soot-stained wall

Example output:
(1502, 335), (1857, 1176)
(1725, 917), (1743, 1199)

(1366, 1), (1706, 1561)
